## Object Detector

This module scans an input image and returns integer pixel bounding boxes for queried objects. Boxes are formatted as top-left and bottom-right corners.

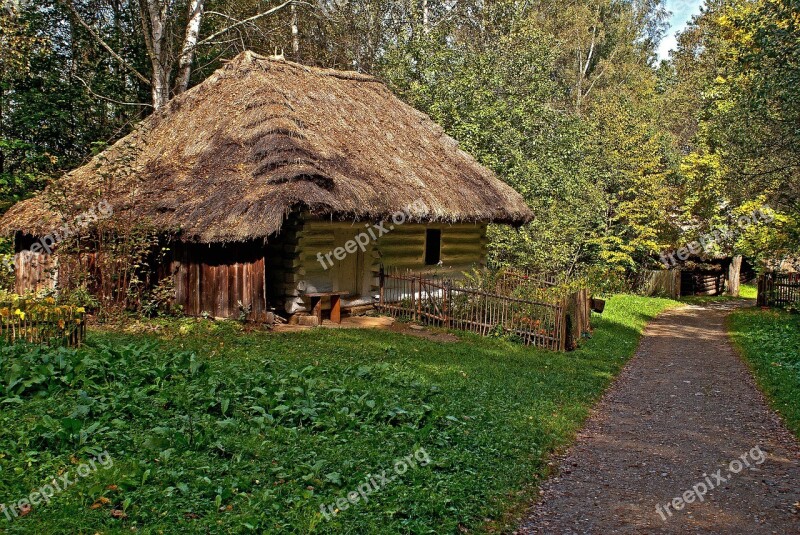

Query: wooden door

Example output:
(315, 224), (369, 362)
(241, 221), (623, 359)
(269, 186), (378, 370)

(331, 229), (366, 296)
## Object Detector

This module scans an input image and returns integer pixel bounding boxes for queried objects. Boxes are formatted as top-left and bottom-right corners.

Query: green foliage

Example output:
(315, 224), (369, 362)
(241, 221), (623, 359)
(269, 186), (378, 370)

(0, 294), (678, 533)
(585, 74), (677, 270)
(60, 286), (101, 311)
(668, 0), (800, 266)
(381, 4), (677, 275)
(0, 1), (148, 214)
(729, 308), (800, 438)
(141, 276), (178, 318)
(0, 238), (15, 292)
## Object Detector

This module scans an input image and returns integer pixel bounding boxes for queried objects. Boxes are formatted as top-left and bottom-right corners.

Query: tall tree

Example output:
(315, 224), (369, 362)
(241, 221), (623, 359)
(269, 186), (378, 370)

(66, 0), (292, 108)
(668, 0), (800, 269)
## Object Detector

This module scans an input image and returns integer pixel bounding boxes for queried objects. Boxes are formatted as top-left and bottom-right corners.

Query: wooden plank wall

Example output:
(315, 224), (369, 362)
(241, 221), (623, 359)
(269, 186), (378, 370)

(172, 242), (266, 320)
(14, 250), (58, 295)
(640, 269), (681, 299)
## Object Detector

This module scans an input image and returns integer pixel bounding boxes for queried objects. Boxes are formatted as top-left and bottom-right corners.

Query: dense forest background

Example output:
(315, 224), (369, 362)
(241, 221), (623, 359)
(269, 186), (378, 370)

(1, 0), (798, 279)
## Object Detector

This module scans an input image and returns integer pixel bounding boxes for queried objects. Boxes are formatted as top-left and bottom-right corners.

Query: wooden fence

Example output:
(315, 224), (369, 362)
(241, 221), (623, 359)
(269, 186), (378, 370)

(757, 272), (800, 307)
(0, 300), (86, 347)
(640, 269), (681, 299)
(377, 268), (590, 351)
(495, 270), (559, 294)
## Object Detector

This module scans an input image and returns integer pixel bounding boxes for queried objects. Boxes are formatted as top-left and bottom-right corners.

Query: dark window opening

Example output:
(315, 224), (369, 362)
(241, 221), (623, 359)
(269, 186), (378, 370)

(425, 229), (441, 265)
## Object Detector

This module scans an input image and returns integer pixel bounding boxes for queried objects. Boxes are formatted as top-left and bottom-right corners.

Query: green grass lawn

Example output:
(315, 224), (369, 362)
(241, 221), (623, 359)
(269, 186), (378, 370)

(729, 308), (800, 438)
(738, 283), (758, 300)
(0, 294), (677, 534)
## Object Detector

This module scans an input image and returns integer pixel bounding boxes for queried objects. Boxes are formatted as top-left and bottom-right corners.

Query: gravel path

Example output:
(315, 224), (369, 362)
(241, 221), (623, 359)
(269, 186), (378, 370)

(518, 301), (800, 534)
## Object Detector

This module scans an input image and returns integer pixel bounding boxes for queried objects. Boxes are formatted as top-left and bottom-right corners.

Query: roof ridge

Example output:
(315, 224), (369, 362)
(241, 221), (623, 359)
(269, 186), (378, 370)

(231, 50), (379, 83)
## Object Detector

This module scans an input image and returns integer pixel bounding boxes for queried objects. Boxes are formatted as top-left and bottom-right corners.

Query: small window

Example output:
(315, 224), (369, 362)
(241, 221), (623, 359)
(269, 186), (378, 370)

(425, 229), (441, 265)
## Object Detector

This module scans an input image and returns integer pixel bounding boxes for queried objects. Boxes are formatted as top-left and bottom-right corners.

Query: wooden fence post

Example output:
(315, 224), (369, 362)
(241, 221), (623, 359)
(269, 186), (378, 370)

(379, 265), (385, 308)
(442, 280), (451, 328)
(559, 298), (568, 352)
(413, 277), (419, 321)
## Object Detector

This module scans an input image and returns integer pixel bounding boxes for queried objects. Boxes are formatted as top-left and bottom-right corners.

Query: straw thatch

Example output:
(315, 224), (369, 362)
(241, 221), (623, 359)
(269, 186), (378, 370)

(0, 51), (532, 243)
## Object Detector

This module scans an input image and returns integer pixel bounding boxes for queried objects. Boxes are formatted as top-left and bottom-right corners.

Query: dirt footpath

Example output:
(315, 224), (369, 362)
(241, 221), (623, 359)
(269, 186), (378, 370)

(518, 301), (800, 534)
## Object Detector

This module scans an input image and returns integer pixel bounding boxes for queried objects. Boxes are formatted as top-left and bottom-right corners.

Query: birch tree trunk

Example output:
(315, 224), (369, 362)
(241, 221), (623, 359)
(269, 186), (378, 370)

(140, 0), (173, 109)
(175, 0), (204, 96)
(73, 0), (291, 109)
(291, 2), (299, 59)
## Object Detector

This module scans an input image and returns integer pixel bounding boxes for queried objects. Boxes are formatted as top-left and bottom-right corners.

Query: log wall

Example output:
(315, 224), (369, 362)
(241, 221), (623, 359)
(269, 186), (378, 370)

(276, 214), (488, 315)
(681, 270), (726, 296)
(376, 222), (487, 274)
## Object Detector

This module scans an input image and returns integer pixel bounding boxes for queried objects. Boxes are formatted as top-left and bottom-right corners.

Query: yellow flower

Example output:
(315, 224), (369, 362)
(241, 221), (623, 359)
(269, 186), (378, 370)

(76, 307), (86, 314)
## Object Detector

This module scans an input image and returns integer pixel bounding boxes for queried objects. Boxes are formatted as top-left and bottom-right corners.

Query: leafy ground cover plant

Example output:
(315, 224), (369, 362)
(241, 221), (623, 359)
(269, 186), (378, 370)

(0, 295), (677, 533)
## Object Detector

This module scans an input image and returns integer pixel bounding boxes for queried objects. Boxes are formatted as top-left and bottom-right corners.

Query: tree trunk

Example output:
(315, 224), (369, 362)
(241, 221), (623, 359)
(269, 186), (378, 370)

(727, 255), (743, 296)
(176, 0), (204, 96)
(141, 0), (172, 109)
(291, 2), (299, 59)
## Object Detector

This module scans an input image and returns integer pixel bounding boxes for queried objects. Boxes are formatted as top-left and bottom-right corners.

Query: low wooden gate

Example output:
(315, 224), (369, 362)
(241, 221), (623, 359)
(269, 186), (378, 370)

(757, 272), (800, 307)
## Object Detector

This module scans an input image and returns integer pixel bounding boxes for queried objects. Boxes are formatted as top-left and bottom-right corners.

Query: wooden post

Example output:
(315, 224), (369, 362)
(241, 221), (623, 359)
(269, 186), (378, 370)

(442, 280), (450, 328)
(379, 265), (385, 308)
(311, 296), (323, 324)
(330, 295), (341, 324)
(415, 277), (421, 321)
(559, 299), (568, 352)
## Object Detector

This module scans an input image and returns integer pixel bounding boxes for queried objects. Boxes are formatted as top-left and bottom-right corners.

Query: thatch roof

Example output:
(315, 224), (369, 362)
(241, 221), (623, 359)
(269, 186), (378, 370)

(0, 51), (532, 243)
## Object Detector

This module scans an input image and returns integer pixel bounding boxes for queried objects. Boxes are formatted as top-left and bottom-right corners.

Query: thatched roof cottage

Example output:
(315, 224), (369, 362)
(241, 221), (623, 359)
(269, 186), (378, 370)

(1, 52), (532, 320)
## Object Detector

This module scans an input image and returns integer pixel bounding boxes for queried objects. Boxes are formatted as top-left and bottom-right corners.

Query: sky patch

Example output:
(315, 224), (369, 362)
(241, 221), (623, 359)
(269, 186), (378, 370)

(658, 0), (705, 60)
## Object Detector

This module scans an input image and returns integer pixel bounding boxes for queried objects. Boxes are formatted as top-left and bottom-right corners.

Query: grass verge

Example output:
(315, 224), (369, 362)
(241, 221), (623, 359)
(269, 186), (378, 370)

(729, 307), (800, 439)
(0, 294), (677, 533)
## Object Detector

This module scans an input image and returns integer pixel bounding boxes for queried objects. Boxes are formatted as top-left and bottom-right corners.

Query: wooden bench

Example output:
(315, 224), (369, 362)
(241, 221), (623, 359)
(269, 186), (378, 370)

(304, 292), (350, 324)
